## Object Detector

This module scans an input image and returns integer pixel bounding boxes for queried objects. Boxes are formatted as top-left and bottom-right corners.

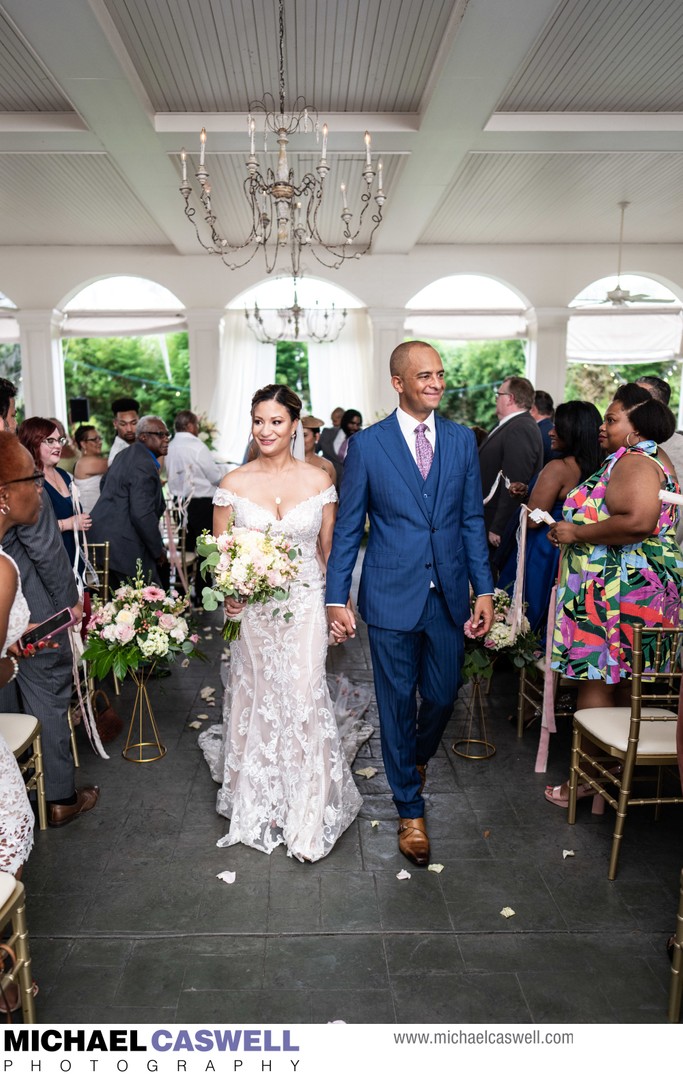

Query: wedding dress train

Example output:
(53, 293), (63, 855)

(198, 487), (363, 862)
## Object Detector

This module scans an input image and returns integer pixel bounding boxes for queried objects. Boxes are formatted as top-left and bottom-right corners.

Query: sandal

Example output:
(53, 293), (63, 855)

(544, 782), (605, 815)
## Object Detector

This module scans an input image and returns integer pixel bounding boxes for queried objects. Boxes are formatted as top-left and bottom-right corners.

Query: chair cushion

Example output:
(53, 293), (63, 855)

(575, 706), (677, 756)
(0, 713), (39, 755)
(0, 871), (17, 909)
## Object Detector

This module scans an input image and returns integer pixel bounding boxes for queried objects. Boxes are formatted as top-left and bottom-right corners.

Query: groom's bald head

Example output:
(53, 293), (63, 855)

(390, 341), (439, 379)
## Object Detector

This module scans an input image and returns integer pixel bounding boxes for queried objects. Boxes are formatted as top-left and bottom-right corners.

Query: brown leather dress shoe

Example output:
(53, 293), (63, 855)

(48, 786), (100, 827)
(417, 763), (427, 795)
(398, 817), (430, 866)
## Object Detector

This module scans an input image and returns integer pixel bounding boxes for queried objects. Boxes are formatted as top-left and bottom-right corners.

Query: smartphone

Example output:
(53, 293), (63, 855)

(19, 608), (76, 650)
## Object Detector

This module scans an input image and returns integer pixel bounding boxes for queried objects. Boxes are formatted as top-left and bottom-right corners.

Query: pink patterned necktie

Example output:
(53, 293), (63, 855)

(415, 423), (433, 479)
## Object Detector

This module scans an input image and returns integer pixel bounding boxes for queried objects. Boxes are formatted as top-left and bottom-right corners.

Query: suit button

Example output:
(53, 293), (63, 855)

(425, 563), (432, 569)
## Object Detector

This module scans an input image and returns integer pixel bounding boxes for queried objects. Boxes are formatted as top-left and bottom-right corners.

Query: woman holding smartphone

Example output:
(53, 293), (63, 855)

(0, 432), (43, 1012)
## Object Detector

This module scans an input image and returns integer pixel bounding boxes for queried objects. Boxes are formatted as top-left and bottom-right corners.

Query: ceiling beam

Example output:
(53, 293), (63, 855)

(0, 0), (197, 254)
(372, 0), (563, 255)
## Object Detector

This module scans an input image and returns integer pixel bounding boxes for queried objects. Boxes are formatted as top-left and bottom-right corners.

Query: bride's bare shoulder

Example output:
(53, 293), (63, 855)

(218, 463), (257, 494)
(296, 459), (333, 495)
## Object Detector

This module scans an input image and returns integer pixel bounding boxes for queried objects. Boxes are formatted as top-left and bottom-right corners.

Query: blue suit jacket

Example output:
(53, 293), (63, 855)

(325, 410), (493, 632)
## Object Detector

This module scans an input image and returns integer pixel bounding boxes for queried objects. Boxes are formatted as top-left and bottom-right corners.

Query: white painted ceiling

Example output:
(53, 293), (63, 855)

(0, 0), (682, 253)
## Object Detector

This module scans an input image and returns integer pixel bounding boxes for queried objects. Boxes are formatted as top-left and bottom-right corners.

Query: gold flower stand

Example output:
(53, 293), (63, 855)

(122, 663), (167, 763)
(452, 675), (496, 760)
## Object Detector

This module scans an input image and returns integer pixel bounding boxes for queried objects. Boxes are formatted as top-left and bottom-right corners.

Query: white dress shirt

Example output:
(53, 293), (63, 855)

(396, 405), (436, 463)
(108, 435), (130, 464)
(166, 431), (226, 500)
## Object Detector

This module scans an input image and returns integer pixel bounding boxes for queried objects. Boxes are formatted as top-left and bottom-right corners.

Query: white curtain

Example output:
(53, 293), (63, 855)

(567, 312), (683, 363)
(308, 309), (374, 424)
(404, 314), (527, 341)
(212, 312), (276, 464)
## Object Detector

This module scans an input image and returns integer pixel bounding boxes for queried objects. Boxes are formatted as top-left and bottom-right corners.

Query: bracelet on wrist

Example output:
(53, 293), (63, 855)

(5, 654), (19, 682)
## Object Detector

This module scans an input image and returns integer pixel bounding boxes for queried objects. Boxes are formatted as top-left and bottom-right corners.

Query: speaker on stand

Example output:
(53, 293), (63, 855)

(69, 397), (90, 424)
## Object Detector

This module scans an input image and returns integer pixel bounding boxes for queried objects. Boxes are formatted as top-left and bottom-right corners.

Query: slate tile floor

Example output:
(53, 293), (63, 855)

(19, 611), (682, 1025)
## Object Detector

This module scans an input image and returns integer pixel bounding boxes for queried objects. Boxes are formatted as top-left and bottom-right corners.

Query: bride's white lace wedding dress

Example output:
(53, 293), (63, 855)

(198, 487), (363, 862)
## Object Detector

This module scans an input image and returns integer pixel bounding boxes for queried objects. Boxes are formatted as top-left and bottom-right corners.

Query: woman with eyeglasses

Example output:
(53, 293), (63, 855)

(17, 418), (92, 579)
(0, 431), (42, 1013)
(73, 425), (108, 514)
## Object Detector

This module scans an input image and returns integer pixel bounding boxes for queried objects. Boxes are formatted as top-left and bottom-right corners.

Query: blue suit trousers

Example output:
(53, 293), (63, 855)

(367, 588), (463, 818)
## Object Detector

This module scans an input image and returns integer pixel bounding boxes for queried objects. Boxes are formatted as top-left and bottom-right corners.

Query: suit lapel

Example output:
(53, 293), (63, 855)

(431, 415), (454, 521)
(377, 413), (431, 523)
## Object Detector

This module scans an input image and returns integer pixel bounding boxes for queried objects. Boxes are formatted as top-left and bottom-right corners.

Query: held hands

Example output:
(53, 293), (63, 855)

(327, 601), (356, 644)
(488, 531), (501, 548)
(469, 594), (494, 638)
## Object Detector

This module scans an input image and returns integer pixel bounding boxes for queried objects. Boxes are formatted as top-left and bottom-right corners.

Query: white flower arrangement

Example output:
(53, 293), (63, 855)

(197, 525), (300, 641)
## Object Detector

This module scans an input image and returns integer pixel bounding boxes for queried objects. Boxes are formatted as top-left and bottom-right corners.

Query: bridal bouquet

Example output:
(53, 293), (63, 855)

(196, 526), (300, 640)
(462, 587), (540, 682)
(83, 561), (203, 680)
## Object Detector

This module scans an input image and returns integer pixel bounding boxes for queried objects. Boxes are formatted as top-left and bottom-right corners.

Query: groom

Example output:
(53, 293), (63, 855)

(326, 341), (494, 866)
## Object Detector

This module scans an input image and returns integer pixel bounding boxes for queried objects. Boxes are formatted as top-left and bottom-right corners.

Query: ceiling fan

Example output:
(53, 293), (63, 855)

(596, 201), (675, 306)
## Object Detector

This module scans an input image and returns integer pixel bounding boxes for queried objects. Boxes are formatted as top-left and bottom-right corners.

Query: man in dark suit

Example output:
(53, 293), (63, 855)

(0, 380), (98, 825)
(90, 415), (169, 589)
(326, 341), (494, 866)
(479, 376), (544, 567)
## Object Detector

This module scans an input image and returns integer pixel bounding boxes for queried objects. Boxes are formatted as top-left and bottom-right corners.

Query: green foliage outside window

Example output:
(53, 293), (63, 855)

(62, 335), (190, 446)
(428, 339), (527, 430)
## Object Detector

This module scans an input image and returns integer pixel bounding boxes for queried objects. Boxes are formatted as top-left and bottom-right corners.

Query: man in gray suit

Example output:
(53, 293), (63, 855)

(90, 415), (169, 589)
(0, 380), (99, 826)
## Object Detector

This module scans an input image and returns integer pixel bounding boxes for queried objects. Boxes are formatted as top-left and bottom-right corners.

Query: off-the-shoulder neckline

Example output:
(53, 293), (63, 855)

(215, 486), (335, 523)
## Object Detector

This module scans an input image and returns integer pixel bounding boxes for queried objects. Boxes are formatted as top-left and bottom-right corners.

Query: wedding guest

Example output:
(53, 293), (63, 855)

(18, 417), (92, 577)
(478, 376), (543, 568)
(166, 410), (226, 551)
(0, 432), (41, 1013)
(0, 377), (17, 431)
(108, 396), (139, 464)
(73, 425), (108, 514)
(636, 375), (683, 545)
(48, 417), (78, 474)
(498, 401), (603, 641)
(546, 384), (683, 808)
(318, 406), (345, 461)
(326, 342), (494, 866)
(530, 390), (559, 465)
(90, 415), (168, 589)
(301, 415), (337, 484)
(0, 432), (96, 827)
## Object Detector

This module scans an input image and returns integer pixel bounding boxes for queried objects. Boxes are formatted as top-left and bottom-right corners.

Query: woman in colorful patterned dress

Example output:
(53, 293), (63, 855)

(545, 384), (683, 807)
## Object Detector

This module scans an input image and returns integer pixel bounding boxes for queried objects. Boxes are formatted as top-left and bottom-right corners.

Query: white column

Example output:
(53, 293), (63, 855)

(16, 309), (66, 421)
(185, 309), (224, 423)
(526, 308), (571, 405)
(368, 310), (407, 417)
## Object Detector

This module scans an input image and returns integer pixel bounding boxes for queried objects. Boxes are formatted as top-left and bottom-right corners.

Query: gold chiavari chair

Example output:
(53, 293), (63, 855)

(0, 873), (36, 1022)
(86, 541), (110, 599)
(567, 624), (683, 880)
(669, 867), (683, 1022)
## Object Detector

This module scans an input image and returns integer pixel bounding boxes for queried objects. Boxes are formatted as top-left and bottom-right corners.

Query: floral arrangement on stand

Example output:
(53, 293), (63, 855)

(462, 587), (540, 683)
(196, 412), (219, 451)
(83, 562), (204, 680)
(196, 526), (300, 641)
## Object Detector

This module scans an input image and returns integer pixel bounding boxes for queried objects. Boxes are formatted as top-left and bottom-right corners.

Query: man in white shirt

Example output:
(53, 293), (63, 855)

(108, 397), (139, 463)
(166, 410), (226, 552)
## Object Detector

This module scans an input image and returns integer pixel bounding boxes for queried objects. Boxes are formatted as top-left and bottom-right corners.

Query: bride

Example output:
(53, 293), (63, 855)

(198, 385), (362, 862)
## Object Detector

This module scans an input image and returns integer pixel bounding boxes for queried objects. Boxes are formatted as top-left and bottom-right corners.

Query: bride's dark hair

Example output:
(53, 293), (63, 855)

(251, 384), (302, 422)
